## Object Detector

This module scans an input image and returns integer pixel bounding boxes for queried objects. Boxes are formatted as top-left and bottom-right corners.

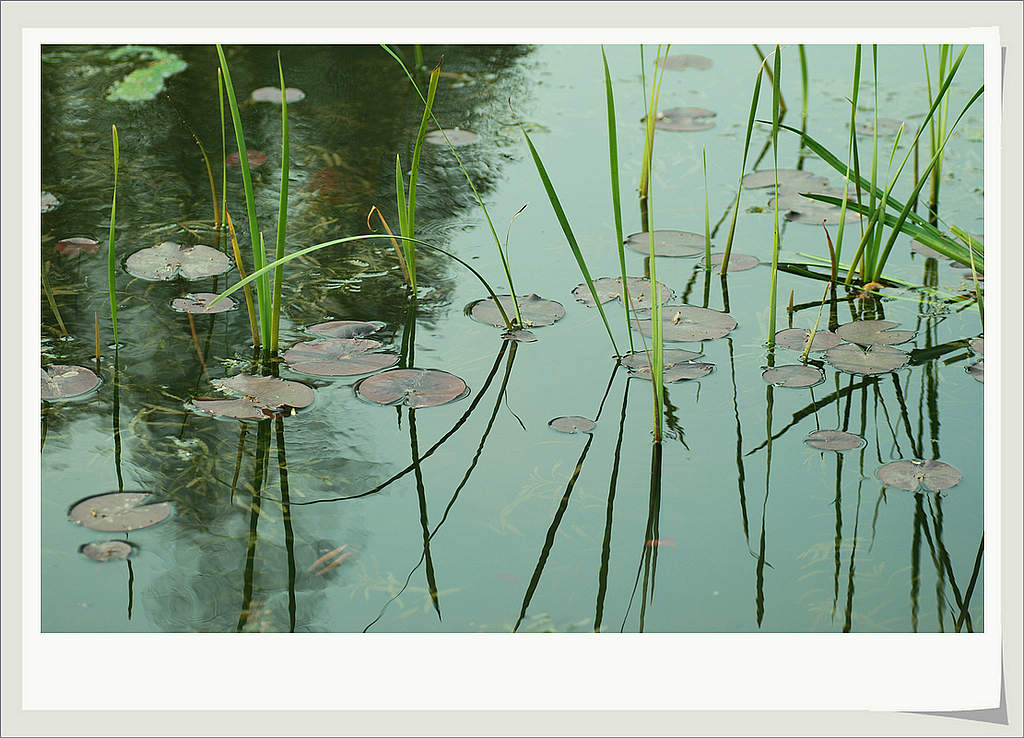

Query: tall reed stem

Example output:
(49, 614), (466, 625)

(766, 46), (782, 345)
(108, 124), (120, 345)
(269, 52), (290, 353)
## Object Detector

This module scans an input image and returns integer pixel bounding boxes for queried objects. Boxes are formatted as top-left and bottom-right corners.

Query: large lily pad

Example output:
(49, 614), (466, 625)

(658, 54), (713, 71)
(742, 169), (830, 192)
(41, 365), (100, 401)
(41, 191), (61, 213)
(191, 374), (315, 420)
(283, 338), (398, 377)
(836, 320), (914, 346)
(621, 349), (712, 383)
(774, 327), (841, 353)
(170, 293), (236, 314)
(251, 86), (305, 103)
(572, 277), (672, 309)
(825, 344), (909, 375)
(804, 429), (865, 452)
(308, 320), (385, 339)
(355, 369), (468, 408)
(69, 492), (172, 532)
(549, 416), (596, 434)
(226, 149), (267, 169)
(967, 360), (984, 383)
(631, 305), (737, 342)
(877, 459), (961, 492)
(425, 128), (478, 146)
(624, 230), (704, 257)
(700, 252), (759, 272)
(466, 294), (565, 328)
(125, 242), (233, 281)
(56, 237), (100, 256)
(645, 107), (717, 131)
(80, 540), (137, 562)
(762, 364), (825, 388)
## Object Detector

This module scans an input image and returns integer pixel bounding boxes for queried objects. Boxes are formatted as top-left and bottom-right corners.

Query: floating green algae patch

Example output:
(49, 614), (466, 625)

(105, 46), (186, 102)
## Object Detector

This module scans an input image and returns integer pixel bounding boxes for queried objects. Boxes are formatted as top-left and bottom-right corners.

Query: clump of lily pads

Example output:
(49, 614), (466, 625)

(125, 242), (233, 281)
(283, 338), (398, 377)
(355, 368), (468, 408)
(466, 294), (565, 329)
(69, 492), (172, 532)
(105, 46), (187, 102)
(877, 459), (961, 492)
(190, 374), (315, 420)
(41, 365), (100, 401)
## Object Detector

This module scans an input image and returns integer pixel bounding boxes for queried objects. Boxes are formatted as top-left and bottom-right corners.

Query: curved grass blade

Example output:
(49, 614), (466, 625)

(269, 52), (289, 353)
(602, 46), (632, 352)
(108, 124), (119, 344)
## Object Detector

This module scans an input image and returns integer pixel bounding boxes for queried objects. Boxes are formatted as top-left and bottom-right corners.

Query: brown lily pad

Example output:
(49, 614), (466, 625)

(645, 107), (716, 132)
(80, 540), (137, 562)
(282, 338), (398, 377)
(41, 365), (101, 401)
(967, 360), (984, 383)
(226, 149), (267, 169)
(774, 327), (841, 353)
(251, 86), (305, 103)
(970, 338), (984, 355)
(41, 191), (61, 213)
(170, 293), (236, 314)
(191, 374), (315, 420)
(700, 252), (759, 272)
(188, 398), (271, 420)
(632, 305), (737, 342)
(307, 320), (385, 339)
(549, 416), (596, 434)
(825, 344), (909, 375)
(762, 364), (825, 388)
(657, 54), (713, 71)
(836, 320), (914, 346)
(742, 169), (830, 192)
(624, 230), (705, 257)
(125, 242), (233, 281)
(572, 277), (673, 309)
(804, 429), (866, 452)
(503, 329), (537, 343)
(354, 368), (469, 408)
(69, 492), (172, 532)
(56, 237), (100, 256)
(466, 294), (565, 328)
(877, 459), (961, 492)
(425, 129), (479, 146)
(622, 349), (712, 383)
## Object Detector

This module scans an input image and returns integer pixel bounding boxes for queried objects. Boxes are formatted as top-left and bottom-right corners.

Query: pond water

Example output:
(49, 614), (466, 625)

(40, 43), (984, 633)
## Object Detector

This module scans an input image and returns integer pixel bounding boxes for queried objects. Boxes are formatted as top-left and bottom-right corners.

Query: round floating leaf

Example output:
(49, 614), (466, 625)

(355, 368), (469, 408)
(700, 252), (759, 272)
(804, 429), (865, 452)
(189, 398), (269, 420)
(772, 190), (862, 225)
(80, 540), (137, 562)
(503, 329), (537, 343)
(41, 191), (61, 213)
(825, 344), (909, 375)
(226, 149), (267, 169)
(632, 305), (737, 342)
(572, 277), (673, 309)
(170, 292), (236, 314)
(967, 360), (984, 383)
(307, 320), (385, 339)
(56, 237), (100, 256)
(425, 128), (478, 146)
(125, 241), (233, 281)
(41, 365), (100, 401)
(877, 459), (962, 492)
(658, 54), (713, 71)
(213, 374), (315, 411)
(970, 338), (984, 355)
(836, 320), (914, 346)
(774, 327), (841, 353)
(762, 364), (825, 388)
(549, 416), (596, 434)
(645, 107), (717, 131)
(69, 492), (172, 532)
(621, 348), (703, 372)
(742, 169), (830, 192)
(283, 338), (398, 377)
(466, 294), (565, 328)
(855, 118), (903, 137)
(251, 86), (305, 103)
(624, 230), (705, 257)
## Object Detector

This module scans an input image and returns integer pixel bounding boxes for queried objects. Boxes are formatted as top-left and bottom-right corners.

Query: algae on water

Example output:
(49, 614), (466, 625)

(105, 46), (187, 102)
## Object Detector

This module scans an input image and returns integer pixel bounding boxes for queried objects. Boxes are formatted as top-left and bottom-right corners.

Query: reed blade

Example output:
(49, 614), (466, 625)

(602, 46), (632, 352)
(722, 58), (766, 273)
(108, 124), (119, 344)
(270, 52), (290, 353)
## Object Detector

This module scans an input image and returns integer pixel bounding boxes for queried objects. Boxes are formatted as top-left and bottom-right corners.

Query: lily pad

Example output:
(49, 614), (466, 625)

(825, 344), (909, 375)
(658, 54), (713, 71)
(836, 320), (914, 346)
(106, 49), (187, 102)
(774, 327), (841, 353)
(970, 338), (984, 355)
(631, 305), (737, 342)
(502, 329), (537, 343)
(804, 429), (866, 452)
(56, 237), (100, 256)
(251, 86), (305, 103)
(622, 349), (712, 382)
(549, 416), (596, 434)
(761, 364), (825, 388)
(188, 398), (272, 421)
(624, 230), (705, 257)
(69, 492), (172, 532)
(967, 360), (984, 383)
(191, 374), (315, 420)
(645, 107), (717, 131)
(170, 293), (236, 314)
(354, 368), (468, 408)
(572, 277), (673, 309)
(877, 459), (962, 492)
(125, 242), (233, 281)
(41, 191), (61, 213)
(466, 294), (565, 328)
(742, 169), (830, 192)
(772, 190), (863, 225)
(855, 118), (904, 137)
(307, 320), (385, 339)
(226, 149), (267, 169)
(700, 252), (759, 272)
(282, 338), (398, 377)
(80, 540), (137, 562)
(41, 365), (100, 401)
(425, 128), (478, 146)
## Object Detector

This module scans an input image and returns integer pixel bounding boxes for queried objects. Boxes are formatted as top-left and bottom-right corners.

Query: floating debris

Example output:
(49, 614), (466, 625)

(466, 294), (565, 328)
(283, 338), (398, 377)
(125, 242), (233, 281)
(425, 128), (479, 146)
(761, 364), (825, 388)
(825, 343), (909, 375)
(774, 327), (841, 353)
(877, 459), (962, 492)
(69, 492), (172, 532)
(572, 277), (673, 309)
(804, 429), (865, 451)
(645, 107), (716, 131)
(307, 320), (386, 339)
(700, 252), (759, 272)
(355, 368), (469, 408)
(548, 416), (596, 434)
(631, 305), (737, 342)
(624, 230), (705, 258)
(307, 545), (352, 576)
(170, 293), (236, 314)
(55, 237), (100, 256)
(41, 365), (100, 401)
(80, 540), (137, 562)
(657, 54), (713, 71)
(41, 191), (61, 213)
(190, 374), (315, 420)
(226, 149), (267, 169)
(836, 319), (914, 346)
(251, 86), (305, 103)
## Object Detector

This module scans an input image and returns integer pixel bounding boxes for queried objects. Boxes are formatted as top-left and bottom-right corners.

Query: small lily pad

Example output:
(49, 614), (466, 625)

(645, 107), (717, 131)
(283, 338), (398, 377)
(762, 364), (825, 388)
(624, 230), (704, 257)
(877, 459), (961, 491)
(80, 540), (137, 562)
(188, 398), (270, 420)
(632, 305), (737, 342)
(855, 118), (904, 137)
(804, 429), (866, 452)
(307, 320), (385, 339)
(41, 191), (61, 213)
(466, 294), (565, 328)
(742, 169), (830, 192)
(170, 293), (236, 314)
(125, 242), (233, 281)
(56, 237), (100, 256)
(549, 416), (596, 434)
(226, 149), (267, 169)
(836, 320), (914, 346)
(191, 374), (315, 419)
(967, 360), (984, 383)
(41, 365), (101, 401)
(700, 252), (759, 272)
(622, 349), (712, 382)
(772, 190), (863, 225)
(970, 338), (984, 355)
(69, 492), (172, 532)
(251, 86), (305, 103)
(503, 329), (537, 343)
(774, 327), (841, 353)
(658, 54), (713, 71)
(425, 128), (478, 146)
(355, 368), (468, 408)
(572, 277), (673, 309)
(825, 344), (909, 375)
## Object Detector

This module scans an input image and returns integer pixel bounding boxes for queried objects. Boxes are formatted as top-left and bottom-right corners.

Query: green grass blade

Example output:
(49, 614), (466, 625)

(835, 44), (862, 260)
(767, 46), (781, 344)
(702, 146), (711, 269)
(394, 154), (413, 288)
(108, 124), (119, 344)
(407, 63), (440, 242)
(269, 52), (289, 353)
(218, 68), (227, 240)
(41, 262), (69, 338)
(601, 46), (632, 352)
